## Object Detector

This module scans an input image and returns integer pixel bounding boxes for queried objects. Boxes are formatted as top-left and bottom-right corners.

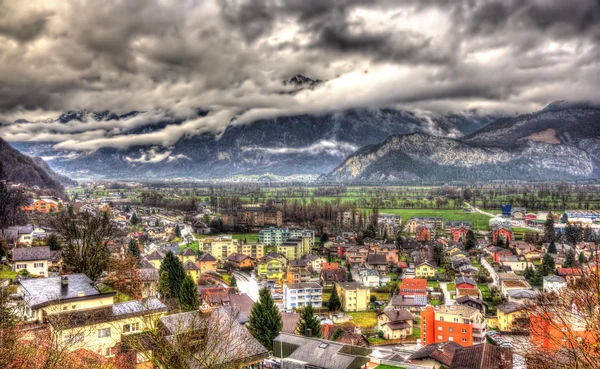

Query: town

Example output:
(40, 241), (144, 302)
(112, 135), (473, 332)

(1, 181), (599, 369)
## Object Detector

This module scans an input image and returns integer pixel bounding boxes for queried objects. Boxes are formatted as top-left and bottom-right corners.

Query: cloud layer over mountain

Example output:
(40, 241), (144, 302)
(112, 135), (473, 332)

(1, 0), (599, 152)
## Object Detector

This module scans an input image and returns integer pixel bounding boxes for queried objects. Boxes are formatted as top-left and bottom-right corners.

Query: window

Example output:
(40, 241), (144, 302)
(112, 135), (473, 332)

(449, 337), (454, 341)
(16, 264), (26, 270)
(438, 335), (442, 340)
(449, 328), (454, 333)
(462, 338), (467, 342)
(105, 346), (115, 357)
(34, 263), (44, 268)
(462, 329), (467, 333)
(123, 322), (141, 333)
(98, 328), (111, 338)
(438, 326), (442, 331)
(453, 318), (458, 322)
(64, 332), (84, 344)
(439, 316), (444, 322)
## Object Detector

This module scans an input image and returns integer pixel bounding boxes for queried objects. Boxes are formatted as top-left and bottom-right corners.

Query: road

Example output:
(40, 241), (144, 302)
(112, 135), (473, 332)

(464, 202), (498, 218)
(480, 258), (498, 286)
(464, 202), (541, 232)
(439, 281), (454, 305)
(232, 271), (260, 302)
(179, 223), (194, 247)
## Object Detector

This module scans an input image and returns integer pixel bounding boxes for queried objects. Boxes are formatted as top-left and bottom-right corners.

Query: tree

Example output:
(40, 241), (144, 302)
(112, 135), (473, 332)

(523, 264), (534, 280)
(464, 230), (476, 250)
(320, 232), (329, 246)
(179, 275), (200, 312)
(46, 234), (61, 251)
(106, 253), (143, 300)
(128, 238), (141, 265)
(313, 218), (328, 236)
(370, 295), (377, 304)
(541, 253), (556, 276)
(562, 249), (576, 268)
(174, 224), (182, 238)
(433, 243), (444, 265)
(124, 205), (131, 213)
(0, 168), (28, 229)
(543, 212), (556, 242)
(248, 287), (282, 351)
(547, 240), (557, 254)
(130, 212), (139, 226)
(297, 304), (321, 338)
(51, 212), (115, 281)
(364, 224), (377, 239)
(159, 251), (187, 299)
(579, 252), (585, 264)
(158, 271), (170, 299)
(382, 228), (388, 242)
(230, 274), (237, 288)
(328, 286), (342, 312)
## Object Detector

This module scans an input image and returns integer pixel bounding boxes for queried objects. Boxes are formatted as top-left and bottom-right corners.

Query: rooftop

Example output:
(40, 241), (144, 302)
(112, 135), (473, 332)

(434, 304), (481, 318)
(285, 282), (322, 290)
(19, 274), (103, 309)
(496, 302), (527, 314)
(408, 341), (463, 366)
(12, 246), (51, 261)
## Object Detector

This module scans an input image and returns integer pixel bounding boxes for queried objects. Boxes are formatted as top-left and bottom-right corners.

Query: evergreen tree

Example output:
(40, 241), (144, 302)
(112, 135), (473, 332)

(523, 264), (534, 280)
(320, 233), (329, 246)
(159, 251), (187, 298)
(543, 213), (555, 242)
(46, 234), (61, 251)
(530, 266), (543, 285)
(175, 224), (182, 238)
(464, 230), (476, 250)
(579, 252), (585, 264)
(395, 233), (403, 251)
(541, 253), (556, 276)
(158, 271), (170, 298)
(179, 275), (200, 312)
(382, 228), (388, 242)
(230, 275), (237, 287)
(364, 224), (377, 239)
(130, 212), (139, 226)
(547, 240), (557, 254)
(248, 287), (282, 351)
(563, 249), (576, 268)
(296, 304), (321, 338)
(328, 286), (342, 312)
(124, 205), (131, 213)
(128, 238), (141, 264)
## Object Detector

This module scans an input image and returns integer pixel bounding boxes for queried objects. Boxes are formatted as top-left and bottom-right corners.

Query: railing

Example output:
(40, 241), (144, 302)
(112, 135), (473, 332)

(472, 322), (487, 330)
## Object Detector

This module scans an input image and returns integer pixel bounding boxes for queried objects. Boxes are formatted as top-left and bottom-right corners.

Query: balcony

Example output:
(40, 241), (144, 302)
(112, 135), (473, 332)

(472, 321), (486, 330)
(473, 330), (486, 338)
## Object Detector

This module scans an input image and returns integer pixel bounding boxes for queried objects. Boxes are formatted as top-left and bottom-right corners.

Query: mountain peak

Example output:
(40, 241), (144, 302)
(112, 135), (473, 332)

(58, 110), (120, 123)
(283, 74), (323, 87)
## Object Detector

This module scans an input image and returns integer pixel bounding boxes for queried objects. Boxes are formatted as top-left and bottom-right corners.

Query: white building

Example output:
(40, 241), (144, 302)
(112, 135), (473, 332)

(283, 282), (323, 311)
(543, 275), (567, 293)
(359, 268), (380, 287)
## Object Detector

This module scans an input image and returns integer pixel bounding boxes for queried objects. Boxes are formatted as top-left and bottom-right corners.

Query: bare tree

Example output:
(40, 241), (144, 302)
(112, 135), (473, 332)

(106, 253), (143, 301)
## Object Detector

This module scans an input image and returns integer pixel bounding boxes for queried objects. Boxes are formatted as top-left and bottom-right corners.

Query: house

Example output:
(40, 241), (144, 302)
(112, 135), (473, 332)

(237, 242), (265, 259)
(321, 323), (369, 347)
(21, 198), (60, 214)
(335, 282), (371, 312)
(17, 274), (167, 357)
(283, 282), (323, 311)
(445, 221), (473, 233)
(200, 286), (233, 307)
(257, 253), (286, 280)
(345, 245), (370, 268)
(416, 224), (434, 241)
(139, 260), (159, 298)
(11, 246), (51, 277)
(451, 227), (470, 243)
(456, 288), (482, 300)
(456, 295), (488, 315)
(407, 341), (463, 368)
(377, 309), (414, 339)
(513, 207), (526, 219)
(499, 255), (530, 272)
(183, 260), (201, 281)
(500, 279), (532, 297)
(320, 264), (347, 287)
(365, 254), (388, 274)
(285, 265), (311, 284)
(221, 207), (282, 229)
(450, 343), (513, 369)
(303, 253), (327, 273)
(399, 278), (427, 296)
(496, 302), (529, 333)
(201, 235), (238, 261)
(273, 333), (371, 369)
(358, 268), (380, 287)
(277, 237), (311, 260)
(390, 294), (426, 314)
(501, 204), (513, 217)
(197, 253), (217, 274)
(543, 275), (566, 293)
(179, 247), (197, 264)
(458, 264), (479, 277)
(491, 225), (513, 244)
(421, 305), (487, 346)
(506, 289), (537, 304)
(556, 267), (583, 282)
(415, 261), (436, 278)
(225, 253), (255, 270)
(146, 249), (165, 269)
(455, 276), (477, 289)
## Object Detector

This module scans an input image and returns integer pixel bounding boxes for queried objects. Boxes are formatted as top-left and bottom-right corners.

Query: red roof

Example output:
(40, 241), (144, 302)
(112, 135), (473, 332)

(322, 262), (339, 270)
(557, 268), (583, 276)
(399, 278), (427, 295)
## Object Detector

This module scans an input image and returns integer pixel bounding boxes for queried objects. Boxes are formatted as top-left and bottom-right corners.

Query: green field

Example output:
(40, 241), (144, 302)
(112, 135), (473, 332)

(194, 233), (260, 242)
(347, 311), (378, 328)
(0, 265), (17, 280)
(377, 209), (492, 229)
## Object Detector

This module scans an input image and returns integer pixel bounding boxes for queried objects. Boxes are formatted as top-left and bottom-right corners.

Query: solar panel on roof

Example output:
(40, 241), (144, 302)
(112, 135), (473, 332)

(319, 343), (329, 349)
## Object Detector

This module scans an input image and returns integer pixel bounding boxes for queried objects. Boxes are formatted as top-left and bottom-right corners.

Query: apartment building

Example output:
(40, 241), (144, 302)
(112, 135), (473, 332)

(283, 282), (323, 311)
(17, 274), (167, 357)
(421, 305), (487, 346)
(277, 236), (311, 260)
(259, 227), (315, 247)
(237, 242), (265, 259)
(202, 235), (238, 261)
(335, 282), (371, 312)
(257, 253), (287, 280)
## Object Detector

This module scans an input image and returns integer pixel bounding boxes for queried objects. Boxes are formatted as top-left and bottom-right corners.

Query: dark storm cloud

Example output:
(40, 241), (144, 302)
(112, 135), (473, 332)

(0, 0), (599, 151)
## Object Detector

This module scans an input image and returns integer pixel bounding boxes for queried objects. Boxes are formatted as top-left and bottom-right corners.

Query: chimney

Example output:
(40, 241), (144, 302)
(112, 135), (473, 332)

(306, 328), (312, 337)
(61, 276), (69, 287)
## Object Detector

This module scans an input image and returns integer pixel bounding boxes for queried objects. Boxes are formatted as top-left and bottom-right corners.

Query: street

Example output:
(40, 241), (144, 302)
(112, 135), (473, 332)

(480, 257), (498, 286)
(232, 271), (260, 302)
(439, 281), (454, 305)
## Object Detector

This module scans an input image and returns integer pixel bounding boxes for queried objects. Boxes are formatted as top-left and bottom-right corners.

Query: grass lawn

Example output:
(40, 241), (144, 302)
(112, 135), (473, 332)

(377, 209), (492, 230)
(323, 292), (331, 304)
(437, 267), (446, 274)
(427, 280), (440, 288)
(220, 273), (232, 284)
(375, 365), (406, 369)
(429, 299), (442, 306)
(478, 284), (491, 299)
(0, 265), (17, 280)
(367, 336), (388, 344)
(409, 326), (421, 339)
(179, 240), (200, 252)
(446, 283), (456, 292)
(372, 292), (390, 301)
(347, 311), (378, 328)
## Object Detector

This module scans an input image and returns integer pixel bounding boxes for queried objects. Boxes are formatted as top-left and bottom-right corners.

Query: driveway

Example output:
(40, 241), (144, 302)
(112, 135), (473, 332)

(480, 258), (498, 286)
(232, 271), (260, 302)
(439, 281), (454, 305)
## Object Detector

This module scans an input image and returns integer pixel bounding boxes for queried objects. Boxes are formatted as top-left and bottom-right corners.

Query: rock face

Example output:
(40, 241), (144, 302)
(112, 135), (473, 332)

(9, 108), (494, 179)
(0, 137), (67, 190)
(330, 106), (600, 182)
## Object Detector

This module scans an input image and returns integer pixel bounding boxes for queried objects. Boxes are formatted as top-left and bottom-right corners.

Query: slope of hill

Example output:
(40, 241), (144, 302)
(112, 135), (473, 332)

(329, 106), (600, 182)
(0, 137), (67, 190)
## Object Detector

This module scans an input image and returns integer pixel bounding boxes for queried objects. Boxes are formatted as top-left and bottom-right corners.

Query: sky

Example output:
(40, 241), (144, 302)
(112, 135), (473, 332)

(0, 0), (599, 151)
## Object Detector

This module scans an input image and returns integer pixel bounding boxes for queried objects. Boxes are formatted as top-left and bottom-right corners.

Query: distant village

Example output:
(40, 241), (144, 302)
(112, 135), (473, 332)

(1, 183), (599, 369)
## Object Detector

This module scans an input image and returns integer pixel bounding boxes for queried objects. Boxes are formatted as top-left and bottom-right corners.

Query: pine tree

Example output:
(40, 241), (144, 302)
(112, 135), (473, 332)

(541, 253), (556, 276)
(248, 287), (282, 351)
(159, 251), (187, 298)
(179, 275), (200, 312)
(328, 286), (342, 312)
(175, 224), (182, 238)
(547, 241), (557, 254)
(382, 228), (388, 242)
(128, 238), (141, 265)
(46, 234), (61, 251)
(297, 304), (321, 338)
(158, 271), (170, 298)
(523, 264), (533, 280)
(579, 252), (585, 264)
(544, 213), (555, 242)
(465, 230), (476, 250)
(130, 212), (139, 226)
(563, 249), (576, 268)
(230, 275), (237, 287)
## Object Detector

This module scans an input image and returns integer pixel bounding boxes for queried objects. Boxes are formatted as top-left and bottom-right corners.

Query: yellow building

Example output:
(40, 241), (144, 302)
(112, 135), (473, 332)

(277, 237), (311, 260)
(179, 247), (197, 264)
(17, 274), (167, 357)
(336, 282), (371, 312)
(183, 260), (201, 281)
(197, 253), (217, 273)
(257, 254), (286, 280)
(11, 246), (50, 277)
(415, 261), (437, 278)
(377, 309), (414, 339)
(238, 242), (265, 259)
(496, 302), (529, 332)
(202, 236), (237, 261)
(146, 249), (164, 269)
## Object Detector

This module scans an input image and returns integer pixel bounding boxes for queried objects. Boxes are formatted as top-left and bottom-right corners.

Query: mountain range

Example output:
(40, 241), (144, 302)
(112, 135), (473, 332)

(329, 102), (600, 182)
